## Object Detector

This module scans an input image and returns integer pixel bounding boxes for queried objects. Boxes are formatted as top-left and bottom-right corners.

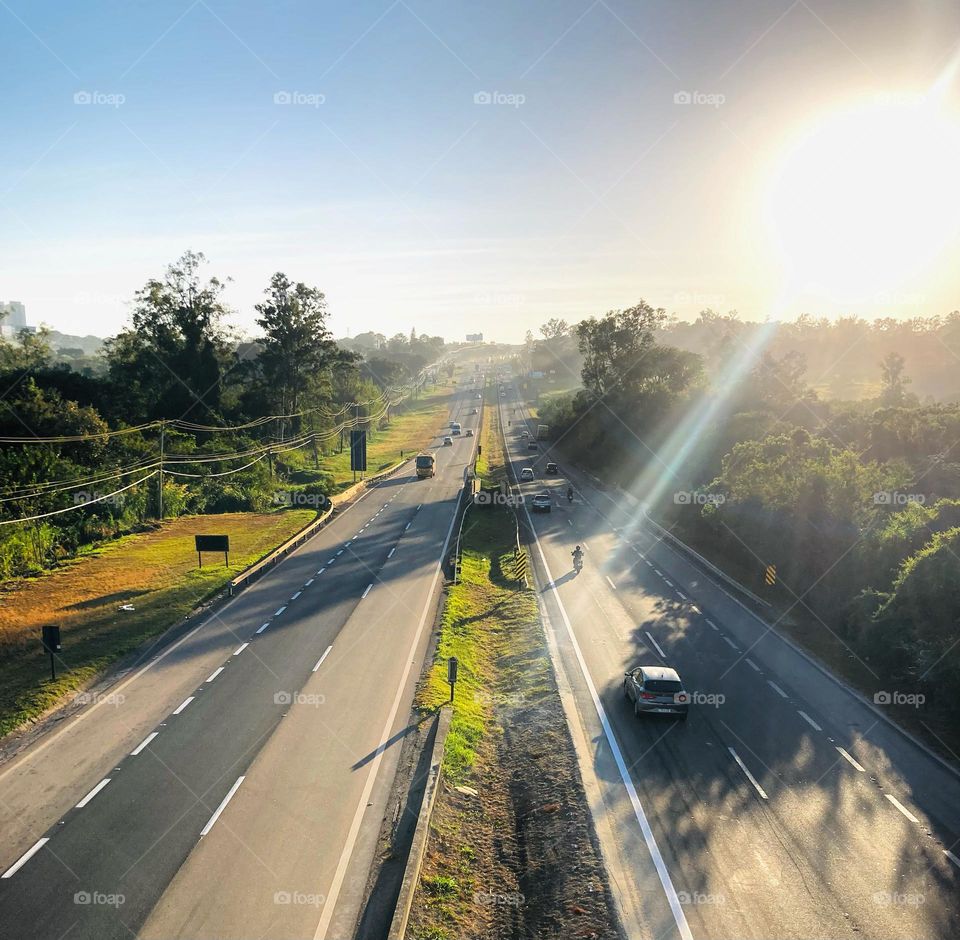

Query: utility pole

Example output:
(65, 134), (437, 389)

(158, 420), (166, 520)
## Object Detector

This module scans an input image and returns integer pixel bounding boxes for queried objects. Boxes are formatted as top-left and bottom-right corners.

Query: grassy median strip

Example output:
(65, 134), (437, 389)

(0, 510), (315, 739)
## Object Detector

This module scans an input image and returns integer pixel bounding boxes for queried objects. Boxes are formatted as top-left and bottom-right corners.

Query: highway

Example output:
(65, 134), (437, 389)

(0, 378), (480, 940)
(499, 379), (960, 940)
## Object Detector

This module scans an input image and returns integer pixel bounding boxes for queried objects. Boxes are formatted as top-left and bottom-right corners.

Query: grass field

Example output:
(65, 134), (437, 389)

(0, 510), (315, 738)
(321, 383), (455, 491)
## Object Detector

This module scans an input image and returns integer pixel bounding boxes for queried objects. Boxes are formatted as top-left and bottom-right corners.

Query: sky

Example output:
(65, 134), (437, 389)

(2, 0), (960, 343)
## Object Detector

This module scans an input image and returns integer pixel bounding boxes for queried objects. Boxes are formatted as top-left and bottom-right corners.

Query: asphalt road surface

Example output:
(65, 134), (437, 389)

(0, 378), (480, 940)
(500, 378), (960, 940)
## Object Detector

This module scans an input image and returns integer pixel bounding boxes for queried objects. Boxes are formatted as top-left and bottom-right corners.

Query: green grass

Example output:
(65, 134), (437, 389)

(415, 508), (536, 783)
(318, 384), (455, 491)
(0, 510), (316, 738)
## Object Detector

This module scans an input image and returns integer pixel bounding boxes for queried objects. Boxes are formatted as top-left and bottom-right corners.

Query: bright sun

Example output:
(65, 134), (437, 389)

(766, 96), (960, 303)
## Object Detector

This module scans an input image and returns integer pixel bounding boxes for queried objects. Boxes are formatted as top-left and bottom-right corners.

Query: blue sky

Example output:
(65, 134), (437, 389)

(2, 0), (960, 341)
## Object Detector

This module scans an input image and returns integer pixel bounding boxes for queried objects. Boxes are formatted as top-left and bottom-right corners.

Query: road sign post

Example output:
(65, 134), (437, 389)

(195, 534), (230, 568)
(447, 656), (458, 702)
(42, 625), (61, 681)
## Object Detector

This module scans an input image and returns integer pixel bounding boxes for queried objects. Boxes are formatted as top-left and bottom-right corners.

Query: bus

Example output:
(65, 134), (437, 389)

(415, 452), (436, 478)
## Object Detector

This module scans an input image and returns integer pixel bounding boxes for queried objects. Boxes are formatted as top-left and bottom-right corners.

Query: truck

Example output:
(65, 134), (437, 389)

(415, 452), (436, 478)
(537, 424), (550, 441)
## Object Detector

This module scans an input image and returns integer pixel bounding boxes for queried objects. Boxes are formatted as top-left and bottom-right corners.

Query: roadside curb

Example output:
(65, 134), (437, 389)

(387, 705), (453, 940)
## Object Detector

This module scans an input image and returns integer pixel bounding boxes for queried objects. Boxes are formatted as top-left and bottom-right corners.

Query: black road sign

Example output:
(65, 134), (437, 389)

(350, 429), (367, 472)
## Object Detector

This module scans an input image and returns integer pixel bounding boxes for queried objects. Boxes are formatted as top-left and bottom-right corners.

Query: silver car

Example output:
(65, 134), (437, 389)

(623, 665), (688, 719)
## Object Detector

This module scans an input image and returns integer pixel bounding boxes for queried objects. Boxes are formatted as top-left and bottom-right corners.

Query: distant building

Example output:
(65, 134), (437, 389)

(466, 332), (483, 342)
(0, 301), (27, 339)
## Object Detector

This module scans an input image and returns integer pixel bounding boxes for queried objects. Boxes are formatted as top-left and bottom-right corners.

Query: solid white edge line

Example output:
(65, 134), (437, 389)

(233, 643), (249, 656)
(200, 776), (246, 837)
(387, 547), (396, 558)
(605, 575), (617, 590)
(836, 746), (866, 772)
(885, 793), (919, 823)
(130, 731), (159, 756)
(207, 665), (226, 680)
(312, 646), (333, 672)
(767, 680), (789, 699)
(645, 631), (666, 659)
(2, 838), (49, 878)
(313, 483), (461, 940)
(76, 778), (111, 808)
(173, 696), (195, 715)
(525, 510), (693, 940)
(728, 748), (768, 800)
(798, 710), (822, 731)
(361, 583), (373, 599)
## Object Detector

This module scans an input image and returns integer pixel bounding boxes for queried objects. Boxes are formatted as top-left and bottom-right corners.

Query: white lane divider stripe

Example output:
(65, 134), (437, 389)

(387, 547), (396, 558)
(255, 623), (269, 635)
(645, 560), (654, 567)
(606, 576), (617, 590)
(706, 619), (718, 630)
(404, 522), (411, 531)
(274, 606), (287, 617)
(305, 578), (314, 586)
(361, 583), (373, 598)
(2, 838), (49, 878)
(291, 591), (302, 600)
(645, 631), (666, 658)
(722, 636), (739, 651)
(317, 568), (326, 575)
(798, 710), (822, 731)
(200, 776), (245, 837)
(131, 732), (159, 756)
(76, 778), (111, 808)
(944, 849), (960, 869)
(676, 591), (687, 600)
(836, 746), (865, 772)
(207, 665), (226, 681)
(767, 680), (789, 699)
(690, 605), (700, 613)
(885, 794), (919, 823)
(664, 579), (674, 588)
(313, 646), (333, 672)
(336, 549), (344, 555)
(173, 696), (195, 715)
(729, 748), (768, 800)
(745, 658), (761, 671)
(233, 643), (248, 656)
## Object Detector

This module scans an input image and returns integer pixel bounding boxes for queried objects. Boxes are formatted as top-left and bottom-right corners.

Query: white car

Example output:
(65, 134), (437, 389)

(442, 436), (453, 446)
(520, 467), (535, 481)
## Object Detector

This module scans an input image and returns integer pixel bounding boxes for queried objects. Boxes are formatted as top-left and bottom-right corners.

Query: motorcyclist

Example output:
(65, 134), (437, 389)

(572, 545), (584, 568)
(567, 486), (574, 502)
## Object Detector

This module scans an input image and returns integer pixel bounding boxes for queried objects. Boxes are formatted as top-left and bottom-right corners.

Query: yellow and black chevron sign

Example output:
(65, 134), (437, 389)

(765, 564), (777, 586)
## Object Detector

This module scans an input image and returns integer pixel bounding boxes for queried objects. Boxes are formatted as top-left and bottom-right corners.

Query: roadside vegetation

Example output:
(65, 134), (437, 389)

(529, 304), (960, 755)
(0, 510), (314, 738)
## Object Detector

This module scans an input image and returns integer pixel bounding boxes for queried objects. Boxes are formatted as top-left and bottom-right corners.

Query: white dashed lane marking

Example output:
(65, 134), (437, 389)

(836, 746), (866, 772)
(173, 696), (195, 715)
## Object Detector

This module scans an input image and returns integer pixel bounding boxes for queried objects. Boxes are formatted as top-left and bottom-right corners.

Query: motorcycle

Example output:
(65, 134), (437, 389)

(572, 552), (584, 573)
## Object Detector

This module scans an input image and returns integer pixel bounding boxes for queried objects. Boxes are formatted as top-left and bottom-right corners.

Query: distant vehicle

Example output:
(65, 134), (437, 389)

(476, 394), (482, 399)
(527, 441), (538, 451)
(531, 493), (552, 512)
(451, 422), (462, 435)
(471, 408), (478, 414)
(442, 436), (453, 446)
(537, 424), (550, 441)
(545, 461), (558, 474)
(465, 428), (474, 437)
(623, 666), (688, 720)
(520, 467), (535, 481)
(415, 452), (436, 478)
(520, 429), (529, 438)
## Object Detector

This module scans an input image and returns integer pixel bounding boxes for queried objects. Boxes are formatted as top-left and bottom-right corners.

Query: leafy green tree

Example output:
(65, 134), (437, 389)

(879, 351), (912, 406)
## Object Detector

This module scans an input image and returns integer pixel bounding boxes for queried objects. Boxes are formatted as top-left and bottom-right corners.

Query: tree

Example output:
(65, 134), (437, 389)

(879, 352), (911, 406)
(255, 273), (336, 425)
(539, 318), (569, 340)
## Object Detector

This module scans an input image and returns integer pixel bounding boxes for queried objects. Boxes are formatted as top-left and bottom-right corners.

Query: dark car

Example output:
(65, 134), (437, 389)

(545, 461), (558, 474)
(623, 665), (688, 719)
(527, 441), (538, 451)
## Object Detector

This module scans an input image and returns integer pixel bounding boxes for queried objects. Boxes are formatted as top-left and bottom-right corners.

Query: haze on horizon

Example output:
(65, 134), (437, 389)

(2, 0), (960, 344)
